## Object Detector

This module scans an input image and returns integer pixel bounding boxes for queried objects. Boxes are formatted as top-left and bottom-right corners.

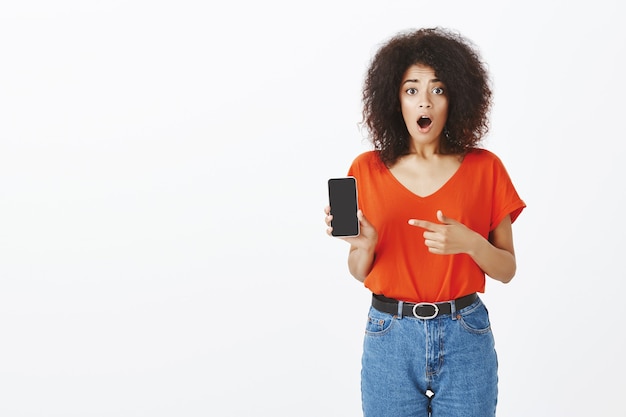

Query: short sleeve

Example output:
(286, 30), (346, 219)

(490, 154), (526, 230)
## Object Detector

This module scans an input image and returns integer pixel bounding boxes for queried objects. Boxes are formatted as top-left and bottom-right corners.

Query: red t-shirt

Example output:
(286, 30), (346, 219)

(347, 148), (526, 303)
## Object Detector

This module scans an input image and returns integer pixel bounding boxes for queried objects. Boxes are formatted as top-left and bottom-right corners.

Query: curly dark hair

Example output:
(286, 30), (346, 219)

(361, 27), (492, 165)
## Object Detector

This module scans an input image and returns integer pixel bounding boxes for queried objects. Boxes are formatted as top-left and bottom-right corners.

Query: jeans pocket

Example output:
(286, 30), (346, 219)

(458, 302), (492, 335)
(364, 307), (395, 336)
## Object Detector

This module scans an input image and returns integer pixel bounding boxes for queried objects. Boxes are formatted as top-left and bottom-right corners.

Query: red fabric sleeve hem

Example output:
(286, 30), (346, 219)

(490, 200), (526, 231)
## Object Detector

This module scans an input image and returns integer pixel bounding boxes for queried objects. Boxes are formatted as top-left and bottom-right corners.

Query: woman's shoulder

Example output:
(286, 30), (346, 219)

(350, 150), (383, 168)
(465, 147), (505, 166)
(352, 150), (380, 163)
(348, 150), (385, 177)
(467, 147), (498, 159)
(464, 147), (517, 183)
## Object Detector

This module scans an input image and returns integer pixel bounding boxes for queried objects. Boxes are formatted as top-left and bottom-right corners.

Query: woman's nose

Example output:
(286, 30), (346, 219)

(417, 92), (432, 108)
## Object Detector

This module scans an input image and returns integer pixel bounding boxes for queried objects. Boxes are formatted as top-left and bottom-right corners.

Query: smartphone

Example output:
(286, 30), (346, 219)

(328, 176), (359, 237)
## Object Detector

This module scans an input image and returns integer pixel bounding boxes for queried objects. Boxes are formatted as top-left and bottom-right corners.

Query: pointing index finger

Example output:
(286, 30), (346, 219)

(408, 219), (438, 231)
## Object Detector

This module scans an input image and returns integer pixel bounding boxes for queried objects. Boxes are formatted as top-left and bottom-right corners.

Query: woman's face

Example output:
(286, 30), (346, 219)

(399, 64), (449, 149)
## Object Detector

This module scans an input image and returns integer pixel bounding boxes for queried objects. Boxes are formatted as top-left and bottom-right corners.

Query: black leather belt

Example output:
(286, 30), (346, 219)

(372, 293), (478, 319)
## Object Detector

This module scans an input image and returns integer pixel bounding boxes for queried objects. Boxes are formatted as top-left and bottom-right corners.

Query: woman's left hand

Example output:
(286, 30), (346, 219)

(408, 210), (480, 255)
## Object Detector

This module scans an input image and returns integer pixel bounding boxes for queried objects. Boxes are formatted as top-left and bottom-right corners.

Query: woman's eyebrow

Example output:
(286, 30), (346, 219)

(402, 78), (441, 85)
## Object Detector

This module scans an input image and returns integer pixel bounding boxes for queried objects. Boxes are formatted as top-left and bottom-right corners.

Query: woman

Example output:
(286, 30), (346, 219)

(324, 27), (526, 416)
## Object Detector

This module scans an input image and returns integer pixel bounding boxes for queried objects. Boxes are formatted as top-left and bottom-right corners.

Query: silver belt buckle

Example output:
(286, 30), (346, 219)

(412, 302), (439, 319)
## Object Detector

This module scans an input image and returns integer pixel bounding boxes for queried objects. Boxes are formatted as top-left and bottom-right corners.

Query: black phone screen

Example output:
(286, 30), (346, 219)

(328, 177), (359, 237)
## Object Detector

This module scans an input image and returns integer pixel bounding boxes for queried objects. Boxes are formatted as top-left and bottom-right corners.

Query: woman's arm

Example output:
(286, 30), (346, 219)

(408, 210), (517, 283)
(347, 240), (376, 283)
(468, 214), (516, 283)
(326, 208), (378, 282)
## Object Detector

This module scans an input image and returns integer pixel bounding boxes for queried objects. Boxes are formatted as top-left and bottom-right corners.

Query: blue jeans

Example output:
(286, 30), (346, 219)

(361, 296), (498, 417)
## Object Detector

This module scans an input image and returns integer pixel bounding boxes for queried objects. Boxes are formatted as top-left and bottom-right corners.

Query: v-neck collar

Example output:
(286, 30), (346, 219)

(382, 152), (471, 199)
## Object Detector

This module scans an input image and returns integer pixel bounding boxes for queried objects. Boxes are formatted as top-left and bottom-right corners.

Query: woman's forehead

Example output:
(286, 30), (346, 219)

(402, 64), (439, 82)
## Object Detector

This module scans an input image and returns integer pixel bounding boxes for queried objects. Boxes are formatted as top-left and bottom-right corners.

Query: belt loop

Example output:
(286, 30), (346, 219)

(450, 299), (457, 320)
(397, 300), (404, 319)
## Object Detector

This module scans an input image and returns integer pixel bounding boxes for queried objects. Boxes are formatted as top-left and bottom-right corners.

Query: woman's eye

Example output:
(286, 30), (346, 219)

(432, 87), (444, 95)
(406, 88), (418, 95)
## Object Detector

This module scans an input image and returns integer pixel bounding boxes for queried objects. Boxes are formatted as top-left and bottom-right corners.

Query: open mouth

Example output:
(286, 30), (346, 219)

(417, 116), (432, 129)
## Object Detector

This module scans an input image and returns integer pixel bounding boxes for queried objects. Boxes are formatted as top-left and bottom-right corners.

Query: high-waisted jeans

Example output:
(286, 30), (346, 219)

(361, 296), (498, 417)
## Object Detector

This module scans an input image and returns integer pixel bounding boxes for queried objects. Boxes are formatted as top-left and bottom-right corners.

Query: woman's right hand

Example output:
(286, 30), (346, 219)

(324, 206), (378, 250)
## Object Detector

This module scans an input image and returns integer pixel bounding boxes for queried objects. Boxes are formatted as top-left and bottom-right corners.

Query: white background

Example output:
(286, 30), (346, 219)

(1, 1), (624, 416)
